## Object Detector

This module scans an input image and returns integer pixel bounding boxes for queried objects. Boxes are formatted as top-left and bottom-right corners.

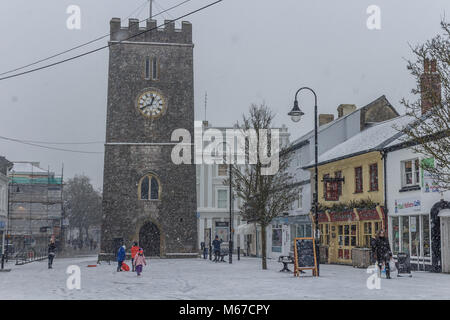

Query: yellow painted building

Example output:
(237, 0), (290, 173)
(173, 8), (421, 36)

(309, 151), (386, 265)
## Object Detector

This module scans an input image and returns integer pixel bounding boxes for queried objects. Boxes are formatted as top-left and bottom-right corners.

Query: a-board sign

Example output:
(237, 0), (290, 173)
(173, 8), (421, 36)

(293, 237), (318, 277)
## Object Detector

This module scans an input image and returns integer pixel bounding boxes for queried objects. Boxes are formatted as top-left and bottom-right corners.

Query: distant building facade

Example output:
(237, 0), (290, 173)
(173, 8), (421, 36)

(0, 156), (12, 255)
(197, 121), (290, 257)
(8, 162), (63, 253)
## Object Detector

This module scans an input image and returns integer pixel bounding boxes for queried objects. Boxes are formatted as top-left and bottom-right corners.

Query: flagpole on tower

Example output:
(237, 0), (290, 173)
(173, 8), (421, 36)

(149, 0), (153, 19)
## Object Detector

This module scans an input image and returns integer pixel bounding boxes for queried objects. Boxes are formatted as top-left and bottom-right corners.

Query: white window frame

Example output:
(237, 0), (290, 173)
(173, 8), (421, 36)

(216, 188), (228, 209)
(297, 187), (303, 209)
(295, 151), (301, 168)
(401, 158), (420, 187)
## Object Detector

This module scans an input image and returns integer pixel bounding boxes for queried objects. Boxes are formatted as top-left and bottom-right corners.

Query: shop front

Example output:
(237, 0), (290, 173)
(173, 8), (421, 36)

(389, 198), (450, 272)
(268, 214), (312, 259)
(318, 207), (385, 265)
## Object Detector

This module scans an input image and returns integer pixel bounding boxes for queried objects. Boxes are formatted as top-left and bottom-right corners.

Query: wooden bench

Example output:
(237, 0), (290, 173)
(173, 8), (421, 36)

(278, 255), (294, 272)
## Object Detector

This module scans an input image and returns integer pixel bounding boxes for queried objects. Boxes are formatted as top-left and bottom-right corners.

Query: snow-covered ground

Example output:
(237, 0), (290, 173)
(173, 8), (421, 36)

(1, 255), (449, 300)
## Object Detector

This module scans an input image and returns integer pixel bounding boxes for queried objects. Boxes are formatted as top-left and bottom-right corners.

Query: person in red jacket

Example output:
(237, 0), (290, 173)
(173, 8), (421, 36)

(131, 242), (140, 272)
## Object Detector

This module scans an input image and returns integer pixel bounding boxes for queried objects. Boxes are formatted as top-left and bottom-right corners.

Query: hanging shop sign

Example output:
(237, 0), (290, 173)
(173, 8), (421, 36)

(357, 209), (380, 221)
(394, 197), (421, 214)
(329, 211), (356, 222)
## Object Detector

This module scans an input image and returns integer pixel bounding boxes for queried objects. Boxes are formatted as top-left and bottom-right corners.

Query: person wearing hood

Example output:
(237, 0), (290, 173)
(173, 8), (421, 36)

(117, 244), (126, 272)
(373, 229), (392, 279)
(48, 238), (57, 269)
(131, 242), (139, 272)
(133, 248), (147, 276)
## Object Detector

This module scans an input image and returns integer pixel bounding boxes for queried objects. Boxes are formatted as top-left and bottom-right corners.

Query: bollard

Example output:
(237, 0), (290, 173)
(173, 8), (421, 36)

(209, 245), (212, 260)
(237, 247), (240, 261)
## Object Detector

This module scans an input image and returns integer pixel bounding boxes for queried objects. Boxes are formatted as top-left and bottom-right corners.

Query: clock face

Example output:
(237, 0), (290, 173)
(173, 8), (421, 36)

(137, 90), (166, 119)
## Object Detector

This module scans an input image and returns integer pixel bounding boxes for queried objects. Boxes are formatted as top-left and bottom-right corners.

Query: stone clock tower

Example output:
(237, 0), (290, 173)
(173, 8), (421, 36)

(99, 18), (197, 260)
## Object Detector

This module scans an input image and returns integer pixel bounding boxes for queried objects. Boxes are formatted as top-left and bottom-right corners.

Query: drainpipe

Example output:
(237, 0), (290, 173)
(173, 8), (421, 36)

(381, 151), (388, 231)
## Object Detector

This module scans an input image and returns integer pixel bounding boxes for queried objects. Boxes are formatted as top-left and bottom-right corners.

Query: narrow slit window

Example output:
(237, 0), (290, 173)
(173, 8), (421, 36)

(150, 177), (159, 200)
(145, 57), (150, 79)
(140, 176), (149, 200)
(151, 57), (158, 80)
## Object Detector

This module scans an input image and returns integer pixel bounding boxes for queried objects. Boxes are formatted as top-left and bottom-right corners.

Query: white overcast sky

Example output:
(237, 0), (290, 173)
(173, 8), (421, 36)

(0, 0), (449, 189)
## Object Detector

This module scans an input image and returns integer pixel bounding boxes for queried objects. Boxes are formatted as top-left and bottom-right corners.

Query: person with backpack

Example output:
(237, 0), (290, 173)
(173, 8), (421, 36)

(133, 248), (147, 276)
(212, 235), (222, 263)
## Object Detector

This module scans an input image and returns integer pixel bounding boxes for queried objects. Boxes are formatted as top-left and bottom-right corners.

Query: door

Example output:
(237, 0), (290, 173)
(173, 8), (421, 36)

(442, 217), (450, 273)
(139, 222), (160, 257)
(336, 223), (358, 264)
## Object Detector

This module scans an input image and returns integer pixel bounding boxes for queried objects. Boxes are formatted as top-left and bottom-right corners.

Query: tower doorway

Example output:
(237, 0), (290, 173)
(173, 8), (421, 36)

(139, 222), (161, 257)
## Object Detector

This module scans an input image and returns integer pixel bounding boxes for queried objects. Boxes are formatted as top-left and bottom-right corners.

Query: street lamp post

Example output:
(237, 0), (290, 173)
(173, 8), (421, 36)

(229, 163), (233, 264)
(288, 86), (320, 276)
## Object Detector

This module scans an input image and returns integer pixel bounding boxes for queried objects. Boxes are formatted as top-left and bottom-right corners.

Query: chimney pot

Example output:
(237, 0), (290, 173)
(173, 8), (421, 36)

(337, 104), (357, 118)
(319, 114), (334, 126)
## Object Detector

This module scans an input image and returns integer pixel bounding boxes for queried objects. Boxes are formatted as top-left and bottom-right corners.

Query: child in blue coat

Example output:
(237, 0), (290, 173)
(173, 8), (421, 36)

(117, 245), (126, 272)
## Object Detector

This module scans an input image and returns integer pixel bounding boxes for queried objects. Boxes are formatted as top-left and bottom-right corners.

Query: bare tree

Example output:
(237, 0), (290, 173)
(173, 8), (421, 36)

(65, 175), (102, 244)
(227, 104), (297, 270)
(400, 19), (450, 190)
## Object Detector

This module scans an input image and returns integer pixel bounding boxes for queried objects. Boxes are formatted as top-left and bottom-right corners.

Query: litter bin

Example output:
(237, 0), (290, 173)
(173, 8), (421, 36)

(396, 252), (412, 277)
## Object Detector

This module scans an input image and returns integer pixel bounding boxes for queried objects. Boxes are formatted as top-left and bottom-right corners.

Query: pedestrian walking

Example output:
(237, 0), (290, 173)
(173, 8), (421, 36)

(131, 242), (140, 272)
(117, 244), (126, 272)
(133, 248), (147, 276)
(48, 238), (57, 269)
(201, 242), (207, 259)
(212, 235), (222, 263)
(372, 229), (392, 279)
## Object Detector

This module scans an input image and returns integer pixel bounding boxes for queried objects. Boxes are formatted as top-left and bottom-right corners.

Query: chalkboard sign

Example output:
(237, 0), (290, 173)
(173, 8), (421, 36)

(293, 237), (318, 277)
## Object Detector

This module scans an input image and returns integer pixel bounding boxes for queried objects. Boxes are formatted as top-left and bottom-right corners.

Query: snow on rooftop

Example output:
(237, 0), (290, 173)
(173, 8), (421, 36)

(305, 115), (415, 167)
(11, 162), (49, 174)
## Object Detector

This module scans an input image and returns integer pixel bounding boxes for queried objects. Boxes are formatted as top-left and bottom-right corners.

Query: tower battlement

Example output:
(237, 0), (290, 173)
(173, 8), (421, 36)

(110, 18), (192, 44)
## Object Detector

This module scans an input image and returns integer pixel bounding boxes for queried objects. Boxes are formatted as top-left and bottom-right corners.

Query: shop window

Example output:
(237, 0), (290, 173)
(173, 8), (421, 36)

(215, 221), (229, 242)
(410, 215), (420, 257)
(272, 225), (282, 252)
(422, 215), (431, 257)
(217, 189), (228, 209)
(369, 163), (378, 191)
(305, 224), (312, 237)
(392, 217), (400, 254)
(363, 222), (373, 248)
(354, 167), (363, 193)
(320, 223), (330, 245)
(401, 216), (410, 254)
(401, 158), (420, 187)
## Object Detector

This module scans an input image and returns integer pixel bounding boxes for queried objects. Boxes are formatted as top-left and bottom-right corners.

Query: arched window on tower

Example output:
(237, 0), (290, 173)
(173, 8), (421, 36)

(144, 57), (159, 80)
(139, 174), (161, 200)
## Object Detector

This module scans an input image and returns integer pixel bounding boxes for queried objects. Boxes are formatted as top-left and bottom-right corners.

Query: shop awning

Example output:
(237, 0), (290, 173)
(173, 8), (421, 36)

(438, 209), (450, 217)
(236, 223), (255, 235)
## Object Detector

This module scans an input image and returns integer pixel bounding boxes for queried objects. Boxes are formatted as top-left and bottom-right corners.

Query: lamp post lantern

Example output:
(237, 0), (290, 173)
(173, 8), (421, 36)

(288, 86), (320, 276)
